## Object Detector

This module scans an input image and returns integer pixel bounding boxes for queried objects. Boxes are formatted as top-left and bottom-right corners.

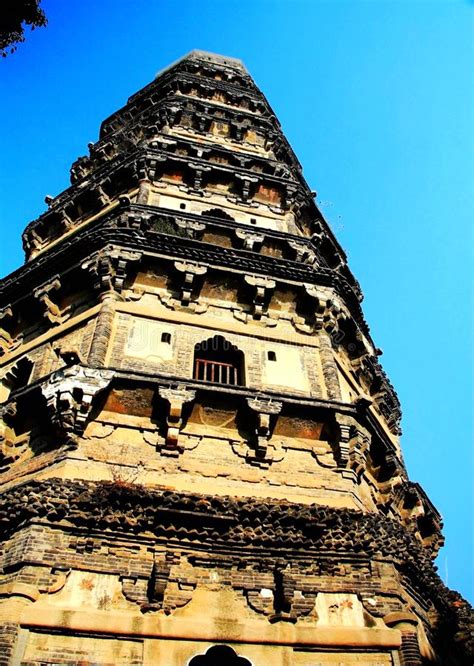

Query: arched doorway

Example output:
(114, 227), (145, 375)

(193, 335), (244, 386)
(189, 645), (252, 666)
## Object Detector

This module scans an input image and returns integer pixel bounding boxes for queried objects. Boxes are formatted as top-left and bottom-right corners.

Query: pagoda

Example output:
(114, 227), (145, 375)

(0, 51), (471, 666)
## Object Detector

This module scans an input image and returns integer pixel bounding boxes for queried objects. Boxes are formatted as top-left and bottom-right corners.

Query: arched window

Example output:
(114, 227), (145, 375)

(193, 335), (244, 386)
(201, 207), (235, 221)
(189, 645), (251, 666)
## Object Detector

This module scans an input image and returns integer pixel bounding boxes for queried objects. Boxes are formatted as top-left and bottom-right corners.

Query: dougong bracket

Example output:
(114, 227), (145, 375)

(246, 397), (282, 463)
(158, 385), (196, 456)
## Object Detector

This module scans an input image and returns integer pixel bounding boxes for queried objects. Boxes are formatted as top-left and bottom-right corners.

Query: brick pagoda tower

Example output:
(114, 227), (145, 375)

(0, 51), (471, 665)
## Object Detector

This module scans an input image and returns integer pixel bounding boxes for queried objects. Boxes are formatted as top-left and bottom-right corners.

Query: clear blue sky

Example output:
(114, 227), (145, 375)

(1, 0), (472, 601)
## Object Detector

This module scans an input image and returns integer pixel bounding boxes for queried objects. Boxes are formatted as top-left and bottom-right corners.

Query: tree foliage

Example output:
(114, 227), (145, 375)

(1, 1), (47, 57)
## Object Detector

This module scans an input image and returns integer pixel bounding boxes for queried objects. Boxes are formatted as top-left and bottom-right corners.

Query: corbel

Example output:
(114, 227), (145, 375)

(33, 277), (64, 325)
(174, 262), (207, 305)
(175, 218), (206, 239)
(82, 249), (142, 294)
(244, 275), (275, 319)
(22, 228), (43, 258)
(269, 564), (297, 624)
(70, 155), (91, 183)
(373, 383), (402, 436)
(94, 185), (110, 207)
(82, 251), (114, 293)
(41, 366), (115, 437)
(283, 183), (299, 210)
(287, 240), (315, 264)
(235, 228), (264, 251)
(141, 555), (172, 612)
(158, 385), (196, 456)
(0, 306), (21, 355)
(114, 250), (143, 291)
(146, 154), (167, 182)
(233, 119), (249, 141)
(189, 163), (211, 192)
(123, 209), (151, 232)
(350, 423), (371, 480)
(0, 399), (17, 432)
(61, 210), (75, 231)
(0, 403), (30, 471)
(246, 397), (282, 463)
(302, 285), (335, 330)
(235, 175), (259, 202)
(334, 413), (352, 468)
(196, 113), (208, 133)
(333, 414), (370, 479)
(291, 189), (312, 216)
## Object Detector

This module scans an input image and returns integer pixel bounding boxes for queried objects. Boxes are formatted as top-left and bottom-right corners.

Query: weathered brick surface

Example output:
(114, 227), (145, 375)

(0, 50), (471, 666)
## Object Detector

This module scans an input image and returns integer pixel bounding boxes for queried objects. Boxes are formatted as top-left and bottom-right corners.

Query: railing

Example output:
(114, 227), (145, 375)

(194, 358), (240, 386)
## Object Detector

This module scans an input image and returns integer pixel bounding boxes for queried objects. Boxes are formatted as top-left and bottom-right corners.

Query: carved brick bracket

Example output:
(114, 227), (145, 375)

(158, 385), (196, 455)
(302, 285), (337, 331)
(0, 306), (21, 356)
(121, 208), (152, 232)
(269, 564), (298, 624)
(334, 413), (352, 468)
(283, 183), (299, 211)
(22, 227), (43, 259)
(82, 252), (114, 293)
(41, 366), (115, 437)
(288, 240), (315, 264)
(0, 399), (17, 430)
(140, 552), (174, 612)
(174, 261), (207, 305)
(235, 174), (259, 202)
(333, 414), (371, 480)
(146, 154), (168, 181)
(246, 397), (282, 463)
(350, 424), (371, 480)
(244, 275), (275, 319)
(33, 277), (65, 325)
(175, 218), (206, 239)
(189, 164), (212, 192)
(235, 228), (264, 251)
(114, 250), (143, 291)
(82, 249), (142, 295)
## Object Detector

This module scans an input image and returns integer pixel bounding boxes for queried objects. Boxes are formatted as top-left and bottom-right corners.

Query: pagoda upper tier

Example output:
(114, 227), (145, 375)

(21, 51), (357, 296)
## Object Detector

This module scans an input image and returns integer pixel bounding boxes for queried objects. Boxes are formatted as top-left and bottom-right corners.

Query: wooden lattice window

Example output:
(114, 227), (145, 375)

(193, 335), (244, 387)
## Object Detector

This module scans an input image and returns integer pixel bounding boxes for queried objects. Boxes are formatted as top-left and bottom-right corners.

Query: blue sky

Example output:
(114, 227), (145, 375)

(1, 0), (472, 601)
